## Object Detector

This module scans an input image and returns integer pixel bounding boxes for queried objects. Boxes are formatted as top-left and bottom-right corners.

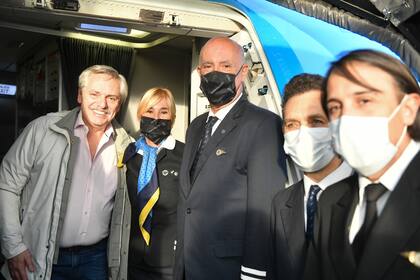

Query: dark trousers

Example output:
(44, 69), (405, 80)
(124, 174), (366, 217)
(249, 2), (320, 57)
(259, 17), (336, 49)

(128, 266), (173, 280)
(52, 239), (108, 280)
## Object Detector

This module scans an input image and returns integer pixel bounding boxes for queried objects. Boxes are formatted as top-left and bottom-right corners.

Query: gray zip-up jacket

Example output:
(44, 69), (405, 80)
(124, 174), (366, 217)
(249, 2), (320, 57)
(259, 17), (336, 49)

(0, 108), (132, 280)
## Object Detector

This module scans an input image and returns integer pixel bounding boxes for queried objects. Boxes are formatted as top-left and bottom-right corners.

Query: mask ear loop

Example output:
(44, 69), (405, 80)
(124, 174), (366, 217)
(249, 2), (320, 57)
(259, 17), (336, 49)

(390, 95), (409, 148)
(234, 64), (244, 77)
(232, 64), (245, 96)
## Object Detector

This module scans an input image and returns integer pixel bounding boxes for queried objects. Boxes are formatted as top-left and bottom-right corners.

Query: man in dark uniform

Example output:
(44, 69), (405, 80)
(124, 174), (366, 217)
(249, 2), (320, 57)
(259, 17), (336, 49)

(268, 74), (352, 280)
(305, 49), (420, 280)
(174, 37), (287, 280)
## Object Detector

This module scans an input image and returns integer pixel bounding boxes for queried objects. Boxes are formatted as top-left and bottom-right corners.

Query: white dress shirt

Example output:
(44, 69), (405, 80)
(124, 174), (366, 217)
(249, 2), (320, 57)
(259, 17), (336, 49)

(349, 140), (420, 243)
(207, 93), (243, 135)
(60, 112), (118, 247)
(303, 160), (353, 229)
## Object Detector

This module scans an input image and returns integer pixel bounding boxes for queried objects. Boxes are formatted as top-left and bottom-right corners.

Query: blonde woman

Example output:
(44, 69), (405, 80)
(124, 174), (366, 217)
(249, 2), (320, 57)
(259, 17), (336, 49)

(122, 87), (184, 280)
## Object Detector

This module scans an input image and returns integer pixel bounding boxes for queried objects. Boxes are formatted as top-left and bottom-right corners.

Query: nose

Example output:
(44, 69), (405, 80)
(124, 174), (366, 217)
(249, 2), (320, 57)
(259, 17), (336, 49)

(97, 95), (107, 109)
(152, 111), (160, 119)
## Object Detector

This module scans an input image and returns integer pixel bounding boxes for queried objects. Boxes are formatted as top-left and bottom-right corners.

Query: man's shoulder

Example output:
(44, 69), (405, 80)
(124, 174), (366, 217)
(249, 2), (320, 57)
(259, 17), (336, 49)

(44, 110), (71, 122)
(189, 113), (208, 129)
(25, 110), (71, 131)
(243, 101), (280, 120)
(319, 174), (358, 205)
(273, 180), (304, 206)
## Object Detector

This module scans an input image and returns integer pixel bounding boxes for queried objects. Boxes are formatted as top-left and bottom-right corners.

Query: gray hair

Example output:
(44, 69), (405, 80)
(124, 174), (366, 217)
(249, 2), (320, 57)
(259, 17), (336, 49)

(78, 65), (128, 104)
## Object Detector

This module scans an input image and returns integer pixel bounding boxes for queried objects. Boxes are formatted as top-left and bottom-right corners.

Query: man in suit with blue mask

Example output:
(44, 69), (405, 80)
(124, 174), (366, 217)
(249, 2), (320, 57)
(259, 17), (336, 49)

(268, 73), (353, 280)
(304, 49), (420, 280)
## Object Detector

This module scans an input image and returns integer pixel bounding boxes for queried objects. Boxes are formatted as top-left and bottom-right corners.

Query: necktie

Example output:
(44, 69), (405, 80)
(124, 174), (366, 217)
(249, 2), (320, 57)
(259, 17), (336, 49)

(135, 137), (159, 246)
(352, 183), (387, 263)
(306, 185), (321, 241)
(190, 116), (218, 180)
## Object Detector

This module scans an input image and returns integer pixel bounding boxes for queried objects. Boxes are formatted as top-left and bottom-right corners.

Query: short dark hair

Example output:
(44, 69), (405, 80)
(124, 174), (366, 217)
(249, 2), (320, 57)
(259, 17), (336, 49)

(282, 73), (325, 116)
(322, 49), (420, 141)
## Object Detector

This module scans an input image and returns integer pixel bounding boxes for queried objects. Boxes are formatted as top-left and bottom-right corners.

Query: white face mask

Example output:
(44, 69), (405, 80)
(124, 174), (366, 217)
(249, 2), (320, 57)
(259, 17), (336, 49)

(330, 98), (407, 177)
(284, 127), (335, 173)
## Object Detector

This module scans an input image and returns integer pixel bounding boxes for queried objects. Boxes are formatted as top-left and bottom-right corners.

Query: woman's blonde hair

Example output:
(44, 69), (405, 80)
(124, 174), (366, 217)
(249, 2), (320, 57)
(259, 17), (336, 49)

(137, 87), (176, 124)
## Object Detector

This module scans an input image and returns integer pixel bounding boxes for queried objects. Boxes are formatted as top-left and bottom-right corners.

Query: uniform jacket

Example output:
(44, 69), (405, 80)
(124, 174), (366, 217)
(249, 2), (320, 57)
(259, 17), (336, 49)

(0, 108), (132, 280)
(268, 180), (306, 280)
(122, 139), (184, 275)
(174, 97), (288, 280)
(305, 151), (420, 280)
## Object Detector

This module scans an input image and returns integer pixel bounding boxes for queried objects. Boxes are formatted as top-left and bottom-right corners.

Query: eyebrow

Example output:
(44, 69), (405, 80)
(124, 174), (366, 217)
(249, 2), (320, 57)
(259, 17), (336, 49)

(308, 113), (327, 119)
(148, 106), (169, 110)
(201, 60), (232, 65)
(326, 97), (341, 104)
(353, 90), (381, 95)
(283, 118), (299, 123)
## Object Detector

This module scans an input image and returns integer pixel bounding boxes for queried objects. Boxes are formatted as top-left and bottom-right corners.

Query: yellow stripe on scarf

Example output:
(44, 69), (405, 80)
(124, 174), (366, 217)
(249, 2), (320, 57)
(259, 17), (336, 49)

(139, 188), (160, 246)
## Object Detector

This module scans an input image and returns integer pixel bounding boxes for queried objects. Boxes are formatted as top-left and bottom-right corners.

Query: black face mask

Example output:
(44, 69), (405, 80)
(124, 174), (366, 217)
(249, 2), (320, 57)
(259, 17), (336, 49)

(140, 116), (172, 145)
(199, 67), (242, 106)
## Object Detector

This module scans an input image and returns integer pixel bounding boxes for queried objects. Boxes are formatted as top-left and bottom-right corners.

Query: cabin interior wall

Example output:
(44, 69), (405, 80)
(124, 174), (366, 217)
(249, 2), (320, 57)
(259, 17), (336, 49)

(120, 45), (191, 142)
(0, 71), (16, 162)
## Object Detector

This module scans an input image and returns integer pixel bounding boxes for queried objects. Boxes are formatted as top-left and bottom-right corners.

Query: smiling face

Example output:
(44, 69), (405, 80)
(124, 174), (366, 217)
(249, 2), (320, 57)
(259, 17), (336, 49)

(77, 73), (122, 131)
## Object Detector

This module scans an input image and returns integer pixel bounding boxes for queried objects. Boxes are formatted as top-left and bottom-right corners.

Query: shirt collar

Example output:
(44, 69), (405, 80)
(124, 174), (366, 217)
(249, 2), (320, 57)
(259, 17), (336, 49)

(158, 134), (176, 152)
(304, 160), (354, 194)
(358, 140), (420, 192)
(208, 93), (243, 122)
(136, 135), (176, 155)
(74, 111), (114, 139)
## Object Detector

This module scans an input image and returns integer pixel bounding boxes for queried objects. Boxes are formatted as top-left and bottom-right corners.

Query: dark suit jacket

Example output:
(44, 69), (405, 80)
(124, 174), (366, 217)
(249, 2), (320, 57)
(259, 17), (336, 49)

(305, 151), (420, 280)
(174, 97), (288, 280)
(268, 180), (306, 280)
(123, 140), (184, 276)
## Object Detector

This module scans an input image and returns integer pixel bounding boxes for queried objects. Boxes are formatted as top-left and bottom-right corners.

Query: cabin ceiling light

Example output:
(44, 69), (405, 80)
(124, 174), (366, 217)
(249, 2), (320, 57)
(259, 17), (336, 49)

(77, 23), (129, 34)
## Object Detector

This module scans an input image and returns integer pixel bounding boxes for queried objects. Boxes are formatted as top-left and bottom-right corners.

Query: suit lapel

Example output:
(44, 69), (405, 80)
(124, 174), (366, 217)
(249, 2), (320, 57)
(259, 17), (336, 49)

(280, 181), (306, 267)
(329, 176), (358, 280)
(356, 151), (420, 280)
(157, 148), (167, 163)
(181, 116), (206, 198)
(191, 99), (247, 184)
(186, 116), (207, 173)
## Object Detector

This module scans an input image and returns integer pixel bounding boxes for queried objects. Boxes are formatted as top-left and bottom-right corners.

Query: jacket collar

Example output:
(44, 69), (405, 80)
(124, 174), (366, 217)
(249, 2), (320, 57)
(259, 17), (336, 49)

(50, 107), (131, 165)
(123, 135), (176, 164)
(328, 174), (359, 280)
(281, 181), (306, 267)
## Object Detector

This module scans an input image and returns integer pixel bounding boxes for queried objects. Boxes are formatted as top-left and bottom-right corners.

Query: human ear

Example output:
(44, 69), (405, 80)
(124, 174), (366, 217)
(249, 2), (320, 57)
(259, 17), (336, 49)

(240, 64), (249, 78)
(402, 93), (420, 126)
(77, 89), (82, 104)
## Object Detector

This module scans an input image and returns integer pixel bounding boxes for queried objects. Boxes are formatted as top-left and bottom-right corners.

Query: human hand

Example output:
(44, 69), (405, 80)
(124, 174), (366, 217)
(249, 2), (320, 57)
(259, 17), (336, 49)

(7, 250), (35, 280)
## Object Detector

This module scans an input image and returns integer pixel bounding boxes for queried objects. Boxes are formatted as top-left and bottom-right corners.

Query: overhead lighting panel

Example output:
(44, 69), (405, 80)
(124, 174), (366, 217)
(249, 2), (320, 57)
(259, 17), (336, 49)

(77, 23), (129, 34)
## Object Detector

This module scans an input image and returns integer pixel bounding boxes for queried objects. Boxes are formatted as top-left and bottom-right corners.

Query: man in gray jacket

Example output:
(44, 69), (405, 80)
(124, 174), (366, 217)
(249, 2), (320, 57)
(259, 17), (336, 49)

(0, 65), (132, 280)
